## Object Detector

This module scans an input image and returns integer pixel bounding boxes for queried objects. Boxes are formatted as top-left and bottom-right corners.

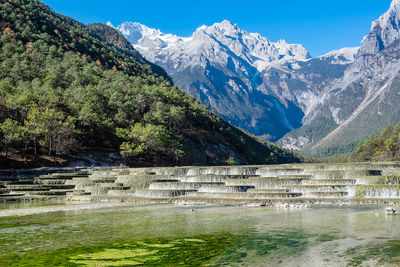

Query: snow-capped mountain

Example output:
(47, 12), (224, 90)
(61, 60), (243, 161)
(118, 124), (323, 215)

(110, 19), (352, 141)
(318, 47), (359, 65)
(281, 0), (400, 156)
(114, 20), (310, 70)
(111, 0), (400, 157)
(108, 0), (400, 157)
(359, 0), (400, 55)
(110, 21), (189, 49)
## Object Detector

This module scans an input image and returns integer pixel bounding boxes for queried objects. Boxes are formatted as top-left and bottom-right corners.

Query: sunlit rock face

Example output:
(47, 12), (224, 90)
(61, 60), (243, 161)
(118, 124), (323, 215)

(280, 0), (400, 156)
(359, 0), (400, 55)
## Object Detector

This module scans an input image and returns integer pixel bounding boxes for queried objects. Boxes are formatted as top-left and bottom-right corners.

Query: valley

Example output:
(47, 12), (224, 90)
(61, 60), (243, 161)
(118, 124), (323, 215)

(2, 1), (400, 266)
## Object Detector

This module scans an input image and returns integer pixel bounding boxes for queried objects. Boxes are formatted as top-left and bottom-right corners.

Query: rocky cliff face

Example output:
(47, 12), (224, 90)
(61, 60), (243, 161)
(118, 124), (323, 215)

(359, 0), (400, 55)
(110, 20), (355, 141)
(280, 0), (400, 156)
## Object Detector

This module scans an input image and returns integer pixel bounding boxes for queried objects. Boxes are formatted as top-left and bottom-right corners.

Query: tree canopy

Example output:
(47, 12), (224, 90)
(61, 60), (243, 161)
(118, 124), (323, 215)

(349, 124), (400, 162)
(0, 0), (300, 167)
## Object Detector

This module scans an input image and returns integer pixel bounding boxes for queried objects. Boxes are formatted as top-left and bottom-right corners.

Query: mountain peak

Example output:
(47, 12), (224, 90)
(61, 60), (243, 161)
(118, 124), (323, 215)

(206, 19), (240, 35)
(391, 0), (400, 8)
(360, 0), (400, 55)
(217, 19), (235, 28)
(106, 21), (115, 29)
(115, 20), (310, 70)
(117, 22), (164, 44)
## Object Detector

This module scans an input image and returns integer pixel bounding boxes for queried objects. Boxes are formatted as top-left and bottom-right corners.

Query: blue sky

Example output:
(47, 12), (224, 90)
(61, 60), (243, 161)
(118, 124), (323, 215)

(41, 0), (392, 57)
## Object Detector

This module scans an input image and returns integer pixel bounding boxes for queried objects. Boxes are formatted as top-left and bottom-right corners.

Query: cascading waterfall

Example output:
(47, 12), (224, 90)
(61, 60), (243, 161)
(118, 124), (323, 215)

(256, 169), (304, 177)
(148, 182), (223, 190)
(198, 186), (253, 193)
(364, 187), (400, 199)
(3, 163), (400, 205)
(303, 191), (349, 198)
(304, 170), (381, 180)
(186, 167), (259, 176)
(134, 189), (190, 198)
(303, 179), (356, 185)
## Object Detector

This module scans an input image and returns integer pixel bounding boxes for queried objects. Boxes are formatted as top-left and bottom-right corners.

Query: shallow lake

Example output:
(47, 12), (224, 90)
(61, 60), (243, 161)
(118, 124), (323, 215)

(0, 204), (399, 266)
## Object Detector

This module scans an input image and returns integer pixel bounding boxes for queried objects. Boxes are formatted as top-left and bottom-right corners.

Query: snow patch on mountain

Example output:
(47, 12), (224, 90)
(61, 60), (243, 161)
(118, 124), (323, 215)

(319, 47), (359, 64)
(114, 20), (311, 72)
(115, 22), (191, 49)
(106, 21), (115, 28)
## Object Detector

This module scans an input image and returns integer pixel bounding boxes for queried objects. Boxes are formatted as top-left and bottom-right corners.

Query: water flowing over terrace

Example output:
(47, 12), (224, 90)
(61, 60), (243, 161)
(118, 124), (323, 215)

(1, 162), (400, 207)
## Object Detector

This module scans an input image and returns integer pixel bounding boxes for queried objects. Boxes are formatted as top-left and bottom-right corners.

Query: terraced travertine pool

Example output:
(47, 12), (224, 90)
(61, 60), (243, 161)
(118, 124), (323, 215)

(2, 163), (400, 205)
(0, 204), (399, 266)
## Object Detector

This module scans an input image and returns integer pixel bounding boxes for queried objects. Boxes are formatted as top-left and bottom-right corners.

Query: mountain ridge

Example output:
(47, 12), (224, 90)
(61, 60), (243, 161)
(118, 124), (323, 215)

(111, 19), (352, 142)
(111, 0), (400, 157)
(111, 19), (312, 70)
(281, 0), (400, 156)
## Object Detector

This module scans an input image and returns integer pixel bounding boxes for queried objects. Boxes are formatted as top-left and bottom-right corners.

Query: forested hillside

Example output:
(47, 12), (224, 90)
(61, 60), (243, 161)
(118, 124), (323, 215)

(0, 0), (300, 167)
(86, 23), (170, 80)
(349, 123), (400, 162)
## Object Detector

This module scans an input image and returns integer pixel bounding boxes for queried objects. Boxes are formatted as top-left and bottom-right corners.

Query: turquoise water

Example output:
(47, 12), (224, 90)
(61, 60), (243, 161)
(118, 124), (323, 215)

(0, 204), (399, 266)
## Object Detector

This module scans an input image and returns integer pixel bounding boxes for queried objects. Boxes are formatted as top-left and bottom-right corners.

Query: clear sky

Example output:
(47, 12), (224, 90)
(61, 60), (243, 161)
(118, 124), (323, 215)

(41, 0), (392, 57)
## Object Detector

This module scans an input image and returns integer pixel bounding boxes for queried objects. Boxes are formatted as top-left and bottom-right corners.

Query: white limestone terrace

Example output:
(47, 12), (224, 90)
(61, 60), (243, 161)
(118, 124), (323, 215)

(108, 20), (312, 72)
(1, 163), (400, 207)
(62, 163), (400, 207)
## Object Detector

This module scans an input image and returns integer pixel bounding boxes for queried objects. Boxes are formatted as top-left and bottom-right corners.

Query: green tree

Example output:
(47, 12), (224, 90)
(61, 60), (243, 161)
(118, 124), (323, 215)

(116, 123), (183, 165)
(0, 118), (27, 157)
(0, 0), (300, 167)
(25, 107), (46, 155)
(384, 136), (398, 157)
(266, 152), (277, 164)
(226, 156), (237, 165)
(25, 107), (75, 156)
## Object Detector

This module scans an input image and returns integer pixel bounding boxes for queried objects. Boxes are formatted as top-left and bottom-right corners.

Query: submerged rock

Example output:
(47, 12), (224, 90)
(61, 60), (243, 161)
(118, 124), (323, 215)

(386, 206), (397, 215)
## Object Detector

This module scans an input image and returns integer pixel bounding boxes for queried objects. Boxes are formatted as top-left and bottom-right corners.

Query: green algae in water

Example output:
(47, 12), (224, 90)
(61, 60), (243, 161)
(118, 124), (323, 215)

(0, 230), (325, 266)
(211, 229), (313, 266)
(345, 240), (400, 266)
(71, 231), (316, 267)
(1, 206), (400, 266)
(0, 235), (238, 266)
(315, 233), (338, 243)
(70, 248), (156, 266)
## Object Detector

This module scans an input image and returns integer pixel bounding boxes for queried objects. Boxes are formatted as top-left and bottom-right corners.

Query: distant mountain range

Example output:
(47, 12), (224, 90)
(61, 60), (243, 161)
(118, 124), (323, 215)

(281, 0), (400, 156)
(109, 0), (400, 156)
